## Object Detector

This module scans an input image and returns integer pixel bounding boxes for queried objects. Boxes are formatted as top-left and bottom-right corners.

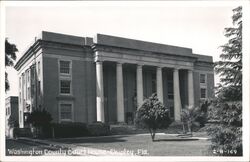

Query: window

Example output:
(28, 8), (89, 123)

(200, 88), (207, 99)
(200, 74), (206, 84)
(60, 103), (72, 121)
(152, 74), (156, 93)
(59, 60), (72, 95)
(167, 81), (174, 99)
(60, 61), (71, 74)
(60, 80), (71, 94)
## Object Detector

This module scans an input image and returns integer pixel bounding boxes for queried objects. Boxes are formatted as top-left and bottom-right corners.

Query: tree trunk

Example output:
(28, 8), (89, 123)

(182, 122), (186, 134)
(187, 121), (192, 136)
(149, 128), (156, 141)
(152, 131), (155, 141)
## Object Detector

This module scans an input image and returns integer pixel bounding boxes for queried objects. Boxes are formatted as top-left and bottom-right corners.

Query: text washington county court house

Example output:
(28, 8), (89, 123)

(14, 31), (214, 128)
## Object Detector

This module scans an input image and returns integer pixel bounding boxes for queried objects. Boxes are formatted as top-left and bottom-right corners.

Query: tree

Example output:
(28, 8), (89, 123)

(5, 39), (18, 91)
(206, 6), (242, 156)
(181, 106), (200, 135)
(26, 109), (53, 138)
(214, 6), (242, 100)
(135, 93), (172, 141)
(206, 100), (242, 156)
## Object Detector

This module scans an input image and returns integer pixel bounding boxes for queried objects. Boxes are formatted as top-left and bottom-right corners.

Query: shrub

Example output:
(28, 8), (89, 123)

(13, 128), (33, 138)
(51, 122), (89, 138)
(87, 122), (110, 136)
(8, 115), (19, 128)
(26, 109), (52, 127)
(135, 93), (172, 141)
(26, 109), (53, 138)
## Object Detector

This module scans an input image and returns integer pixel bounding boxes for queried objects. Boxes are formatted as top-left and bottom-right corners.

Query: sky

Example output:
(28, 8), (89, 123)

(4, 1), (239, 97)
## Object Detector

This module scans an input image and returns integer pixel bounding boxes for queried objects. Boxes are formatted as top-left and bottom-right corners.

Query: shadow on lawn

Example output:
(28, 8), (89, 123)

(53, 135), (128, 144)
(153, 138), (199, 142)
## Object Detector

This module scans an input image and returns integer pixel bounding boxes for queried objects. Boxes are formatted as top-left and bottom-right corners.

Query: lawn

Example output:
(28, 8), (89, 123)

(52, 134), (211, 156)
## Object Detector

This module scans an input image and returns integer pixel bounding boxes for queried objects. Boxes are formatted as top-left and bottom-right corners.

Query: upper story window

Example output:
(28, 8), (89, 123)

(60, 60), (71, 74)
(200, 73), (207, 99)
(60, 80), (71, 94)
(200, 74), (206, 84)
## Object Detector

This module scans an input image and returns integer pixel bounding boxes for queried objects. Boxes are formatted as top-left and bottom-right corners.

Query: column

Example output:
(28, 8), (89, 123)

(188, 70), (194, 108)
(96, 61), (105, 122)
(116, 62), (125, 122)
(136, 64), (143, 109)
(156, 67), (163, 102)
(173, 68), (182, 121)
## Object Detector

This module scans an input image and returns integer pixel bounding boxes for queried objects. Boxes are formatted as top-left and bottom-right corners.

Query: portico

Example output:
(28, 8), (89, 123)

(94, 49), (195, 123)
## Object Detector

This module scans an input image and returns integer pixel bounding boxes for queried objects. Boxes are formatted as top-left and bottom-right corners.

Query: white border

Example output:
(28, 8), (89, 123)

(1, 1), (249, 162)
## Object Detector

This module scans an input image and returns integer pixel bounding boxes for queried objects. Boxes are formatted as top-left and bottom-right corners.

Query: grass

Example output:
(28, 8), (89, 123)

(52, 134), (211, 156)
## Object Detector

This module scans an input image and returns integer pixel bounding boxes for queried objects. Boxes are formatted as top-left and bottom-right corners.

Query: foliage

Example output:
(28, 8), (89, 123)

(26, 109), (52, 128)
(26, 109), (53, 138)
(5, 39), (18, 91)
(87, 122), (110, 136)
(7, 115), (19, 128)
(51, 122), (89, 138)
(181, 107), (200, 134)
(135, 93), (172, 141)
(196, 100), (210, 127)
(214, 6), (242, 98)
(207, 6), (242, 156)
(13, 128), (33, 138)
(206, 101), (242, 156)
(181, 101), (210, 134)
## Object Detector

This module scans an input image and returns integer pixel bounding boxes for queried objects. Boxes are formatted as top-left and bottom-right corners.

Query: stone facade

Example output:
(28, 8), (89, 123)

(14, 31), (214, 127)
(5, 96), (18, 137)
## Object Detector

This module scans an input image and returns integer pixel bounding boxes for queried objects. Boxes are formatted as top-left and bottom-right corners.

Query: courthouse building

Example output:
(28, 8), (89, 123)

(14, 31), (214, 128)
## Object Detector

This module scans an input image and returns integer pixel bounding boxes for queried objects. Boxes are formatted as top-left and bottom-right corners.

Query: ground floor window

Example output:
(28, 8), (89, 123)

(167, 81), (174, 99)
(59, 103), (73, 122)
